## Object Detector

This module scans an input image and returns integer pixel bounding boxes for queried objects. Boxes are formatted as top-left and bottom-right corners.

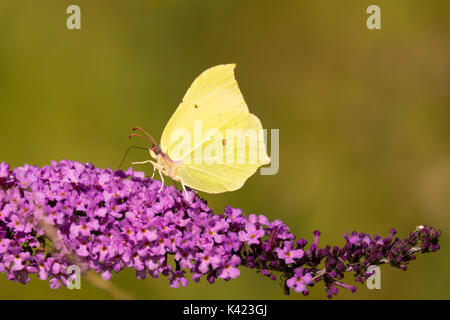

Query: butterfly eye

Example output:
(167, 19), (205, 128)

(152, 146), (161, 156)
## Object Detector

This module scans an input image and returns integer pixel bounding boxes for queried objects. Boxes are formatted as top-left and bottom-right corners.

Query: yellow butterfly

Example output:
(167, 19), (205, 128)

(130, 64), (270, 199)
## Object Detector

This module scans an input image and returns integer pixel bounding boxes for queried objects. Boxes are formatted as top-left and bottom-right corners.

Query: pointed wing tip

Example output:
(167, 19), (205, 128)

(219, 63), (237, 70)
(204, 63), (237, 75)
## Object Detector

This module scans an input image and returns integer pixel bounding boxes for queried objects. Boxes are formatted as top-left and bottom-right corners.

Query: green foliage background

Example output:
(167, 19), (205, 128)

(0, 0), (449, 299)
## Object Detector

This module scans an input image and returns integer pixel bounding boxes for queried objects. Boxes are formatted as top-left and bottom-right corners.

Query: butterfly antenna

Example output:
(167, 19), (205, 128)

(132, 127), (158, 146)
(129, 133), (155, 145)
(117, 145), (149, 170)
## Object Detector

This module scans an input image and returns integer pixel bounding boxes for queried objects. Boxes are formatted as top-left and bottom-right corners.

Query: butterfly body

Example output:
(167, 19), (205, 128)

(149, 149), (183, 182)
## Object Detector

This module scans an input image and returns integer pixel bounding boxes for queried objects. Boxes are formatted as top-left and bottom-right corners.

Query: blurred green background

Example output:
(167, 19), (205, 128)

(0, 0), (449, 299)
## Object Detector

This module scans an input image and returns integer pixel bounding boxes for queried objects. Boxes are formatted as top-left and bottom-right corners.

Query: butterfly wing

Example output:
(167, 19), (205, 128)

(176, 111), (270, 193)
(160, 64), (248, 154)
(160, 64), (270, 193)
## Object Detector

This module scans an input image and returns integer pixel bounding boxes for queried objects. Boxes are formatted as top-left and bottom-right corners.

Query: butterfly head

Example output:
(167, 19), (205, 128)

(149, 145), (162, 159)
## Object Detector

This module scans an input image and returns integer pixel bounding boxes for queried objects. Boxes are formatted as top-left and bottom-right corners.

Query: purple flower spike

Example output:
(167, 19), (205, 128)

(0, 161), (442, 299)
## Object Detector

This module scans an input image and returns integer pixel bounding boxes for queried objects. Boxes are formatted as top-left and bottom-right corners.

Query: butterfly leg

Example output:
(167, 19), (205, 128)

(150, 165), (156, 179)
(158, 170), (165, 193)
(179, 177), (189, 201)
(131, 160), (153, 165)
(132, 160), (157, 178)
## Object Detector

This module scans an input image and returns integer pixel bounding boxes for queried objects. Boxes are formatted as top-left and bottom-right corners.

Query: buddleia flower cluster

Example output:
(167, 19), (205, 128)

(0, 160), (441, 297)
